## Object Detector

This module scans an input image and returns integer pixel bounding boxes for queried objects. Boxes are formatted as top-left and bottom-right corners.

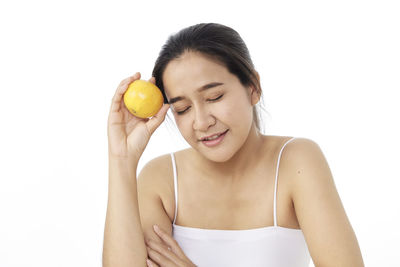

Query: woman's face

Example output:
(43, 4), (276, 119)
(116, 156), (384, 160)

(163, 51), (260, 162)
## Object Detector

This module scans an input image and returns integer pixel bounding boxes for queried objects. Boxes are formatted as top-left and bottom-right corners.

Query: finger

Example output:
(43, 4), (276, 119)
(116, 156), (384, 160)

(110, 72), (140, 111)
(147, 240), (181, 265)
(148, 76), (156, 84)
(145, 103), (170, 135)
(153, 225), (186, 259)
(110, 72), (141, 113)
(147, 245), (175, 267)
(146, 258), (160, 267)
(119, 72), (141, 87)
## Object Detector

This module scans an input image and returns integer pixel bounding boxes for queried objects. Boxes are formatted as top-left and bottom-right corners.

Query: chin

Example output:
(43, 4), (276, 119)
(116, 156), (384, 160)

(195, 145), (237, 163)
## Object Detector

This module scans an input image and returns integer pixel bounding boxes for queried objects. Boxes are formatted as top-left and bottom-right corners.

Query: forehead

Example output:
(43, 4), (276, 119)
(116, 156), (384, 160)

(162, 52), (232, 98)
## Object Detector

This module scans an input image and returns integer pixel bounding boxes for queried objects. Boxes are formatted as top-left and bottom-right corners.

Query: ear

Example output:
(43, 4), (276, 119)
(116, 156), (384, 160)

(250, 87), (261, 105)
(249, 71), (261, 106)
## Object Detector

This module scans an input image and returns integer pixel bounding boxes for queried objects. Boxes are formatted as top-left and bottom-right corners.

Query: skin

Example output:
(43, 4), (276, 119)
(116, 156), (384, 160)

(138, 51), (365, 266)
(163, 51), (263, 179)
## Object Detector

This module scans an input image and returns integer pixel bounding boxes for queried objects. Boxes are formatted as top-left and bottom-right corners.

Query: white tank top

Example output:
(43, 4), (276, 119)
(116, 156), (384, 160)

(170, 137), (312, 267)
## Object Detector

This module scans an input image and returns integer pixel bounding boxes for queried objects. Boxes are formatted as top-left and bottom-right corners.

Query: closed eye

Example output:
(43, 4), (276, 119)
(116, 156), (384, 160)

(209, 95), (223, 102)
(175, 94), (224, 115)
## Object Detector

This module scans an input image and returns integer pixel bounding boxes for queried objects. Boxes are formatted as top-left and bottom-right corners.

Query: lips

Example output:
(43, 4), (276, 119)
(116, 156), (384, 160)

(199, 129), (229, 141)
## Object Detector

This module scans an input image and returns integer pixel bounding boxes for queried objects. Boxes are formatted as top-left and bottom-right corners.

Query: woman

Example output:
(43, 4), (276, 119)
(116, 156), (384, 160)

(103, 23), (364, 267)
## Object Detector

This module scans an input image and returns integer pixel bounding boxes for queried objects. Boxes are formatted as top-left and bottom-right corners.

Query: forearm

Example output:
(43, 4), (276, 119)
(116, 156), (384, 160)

(102, 155), (147, 267)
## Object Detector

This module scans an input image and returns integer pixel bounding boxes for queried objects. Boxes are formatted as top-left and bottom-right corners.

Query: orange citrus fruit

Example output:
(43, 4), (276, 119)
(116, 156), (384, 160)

(123, 80), (164, 118)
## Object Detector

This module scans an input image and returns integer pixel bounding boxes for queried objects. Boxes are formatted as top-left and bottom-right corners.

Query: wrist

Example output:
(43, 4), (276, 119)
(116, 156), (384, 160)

(108, 155), (139, 182)
(109, 153), (139, 168)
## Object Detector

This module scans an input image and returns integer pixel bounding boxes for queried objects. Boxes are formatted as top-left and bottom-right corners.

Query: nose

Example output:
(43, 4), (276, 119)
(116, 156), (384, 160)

(193, 105), (216, 132)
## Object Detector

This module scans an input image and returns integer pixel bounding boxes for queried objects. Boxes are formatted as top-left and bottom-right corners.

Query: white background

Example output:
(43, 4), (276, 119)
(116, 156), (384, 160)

(0, 0), (399, 266)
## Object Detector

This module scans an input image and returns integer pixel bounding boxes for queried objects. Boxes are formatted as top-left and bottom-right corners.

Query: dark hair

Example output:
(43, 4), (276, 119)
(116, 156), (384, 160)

(152, 23), (267, 133)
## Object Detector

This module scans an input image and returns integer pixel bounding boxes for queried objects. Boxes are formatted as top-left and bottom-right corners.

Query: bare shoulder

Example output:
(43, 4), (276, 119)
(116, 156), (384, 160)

(136, 152), (177, 244)
(278, 136), (324, 163)
(137, 149), (191, 231)
(279, 137), (365, 266)
(137, 153), (174, 191)
(278, 136), (332, 204)
(137, 148), (191, 193)
(278, 137), (334, 202)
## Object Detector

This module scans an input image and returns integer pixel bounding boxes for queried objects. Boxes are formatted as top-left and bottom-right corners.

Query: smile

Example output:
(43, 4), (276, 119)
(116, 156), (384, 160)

(201, 129), (228, 147)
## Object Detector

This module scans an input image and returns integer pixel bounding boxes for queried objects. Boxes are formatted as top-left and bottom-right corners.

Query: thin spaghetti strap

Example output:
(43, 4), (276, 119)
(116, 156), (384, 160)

(273, 137), (297, 227)
(170, 153), (178, 225)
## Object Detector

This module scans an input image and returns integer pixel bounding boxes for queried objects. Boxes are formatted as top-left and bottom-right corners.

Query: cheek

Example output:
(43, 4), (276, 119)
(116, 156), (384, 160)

(218, 106), (234, 122)
(174, 117), (192, 137)
(219, 98), (250, 122)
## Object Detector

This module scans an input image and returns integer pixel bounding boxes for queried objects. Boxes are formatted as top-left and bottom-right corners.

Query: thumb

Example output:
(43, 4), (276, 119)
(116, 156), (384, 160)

(148, 76), (156, 85)
(146, 104), (170, 135)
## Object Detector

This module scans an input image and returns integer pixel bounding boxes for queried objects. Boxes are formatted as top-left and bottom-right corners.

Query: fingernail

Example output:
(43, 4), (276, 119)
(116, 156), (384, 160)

(146, 259), (152, 266)
(153, 224), (159, 232)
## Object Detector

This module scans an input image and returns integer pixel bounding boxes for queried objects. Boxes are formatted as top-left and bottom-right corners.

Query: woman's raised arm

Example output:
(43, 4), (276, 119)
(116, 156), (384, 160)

(102, 72), (170, 267)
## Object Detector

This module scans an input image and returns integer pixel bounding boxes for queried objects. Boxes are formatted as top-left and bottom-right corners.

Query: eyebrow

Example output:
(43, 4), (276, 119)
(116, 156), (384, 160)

(167, 82), (224, 104)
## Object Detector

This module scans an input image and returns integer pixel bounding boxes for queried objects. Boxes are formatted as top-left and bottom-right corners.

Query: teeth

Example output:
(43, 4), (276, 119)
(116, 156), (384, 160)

(204, 134), (221, 141)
